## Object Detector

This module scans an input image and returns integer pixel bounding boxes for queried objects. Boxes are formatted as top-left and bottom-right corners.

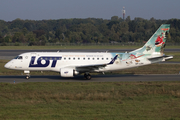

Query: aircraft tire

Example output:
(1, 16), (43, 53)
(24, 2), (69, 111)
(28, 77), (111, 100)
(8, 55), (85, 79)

(26, 76), (30, 80)
(84, 74), (91, 80)
(86, 75), (91, 80)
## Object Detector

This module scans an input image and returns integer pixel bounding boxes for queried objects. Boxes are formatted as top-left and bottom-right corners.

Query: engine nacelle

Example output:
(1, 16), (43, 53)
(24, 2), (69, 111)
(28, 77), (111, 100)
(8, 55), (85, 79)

(60, 68), (79, 77)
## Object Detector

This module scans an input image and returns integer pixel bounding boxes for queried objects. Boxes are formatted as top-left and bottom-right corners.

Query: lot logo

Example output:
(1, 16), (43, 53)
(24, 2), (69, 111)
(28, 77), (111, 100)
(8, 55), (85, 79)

(29, 56), (62, 67)
(64, 71), (68, 74)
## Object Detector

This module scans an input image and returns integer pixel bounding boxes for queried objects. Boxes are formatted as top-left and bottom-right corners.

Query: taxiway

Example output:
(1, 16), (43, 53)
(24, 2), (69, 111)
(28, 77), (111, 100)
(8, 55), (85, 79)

(0, 74), (179, 83)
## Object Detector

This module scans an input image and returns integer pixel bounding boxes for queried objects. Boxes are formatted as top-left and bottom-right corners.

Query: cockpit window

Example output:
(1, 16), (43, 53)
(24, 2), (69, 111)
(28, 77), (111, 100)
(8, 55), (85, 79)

(14, 56), (23, 59)
(14, 56), (19, 59)
(18, 56), (23, 59)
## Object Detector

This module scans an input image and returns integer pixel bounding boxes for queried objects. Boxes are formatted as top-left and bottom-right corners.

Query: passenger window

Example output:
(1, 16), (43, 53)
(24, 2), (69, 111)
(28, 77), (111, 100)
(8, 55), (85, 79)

(83, 58), (85, 60)
(78, 58), (80, 60)
(102, 58), (104, 60)
(88, 58), (90, 60)
(93, 58), (94, 60)
(106, 58), (108, 60)
(69, 58), (71, 60)
(73, 58), (75, 60)
(97, 58), (99, 60)
(64, 58), (66, 60)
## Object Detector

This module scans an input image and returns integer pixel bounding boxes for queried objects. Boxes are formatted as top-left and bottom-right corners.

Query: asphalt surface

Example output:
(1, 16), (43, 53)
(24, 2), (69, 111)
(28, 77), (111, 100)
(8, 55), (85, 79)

(0, 74), (180, 83)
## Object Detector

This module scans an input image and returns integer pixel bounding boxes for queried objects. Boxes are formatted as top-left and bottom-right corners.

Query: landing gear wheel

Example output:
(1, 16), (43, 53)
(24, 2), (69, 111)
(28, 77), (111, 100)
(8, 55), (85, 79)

(84, 73), (91, 80)
(26, 75), (30, 80)
(24, 71), (30, 80)
(86, 74), (91, 80)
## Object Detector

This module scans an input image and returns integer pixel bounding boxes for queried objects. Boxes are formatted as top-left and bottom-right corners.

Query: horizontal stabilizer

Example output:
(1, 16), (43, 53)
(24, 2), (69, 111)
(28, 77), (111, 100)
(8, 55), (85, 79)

(148, 55), (173, 61)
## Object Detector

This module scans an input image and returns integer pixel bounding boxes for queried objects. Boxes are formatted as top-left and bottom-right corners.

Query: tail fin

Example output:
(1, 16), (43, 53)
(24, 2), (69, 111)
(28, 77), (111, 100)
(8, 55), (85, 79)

(130, 24), (170, 56)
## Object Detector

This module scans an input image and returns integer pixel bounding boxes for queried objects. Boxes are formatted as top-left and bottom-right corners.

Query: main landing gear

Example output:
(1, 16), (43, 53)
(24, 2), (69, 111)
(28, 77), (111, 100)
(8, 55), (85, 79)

(84, 73), (91, 80)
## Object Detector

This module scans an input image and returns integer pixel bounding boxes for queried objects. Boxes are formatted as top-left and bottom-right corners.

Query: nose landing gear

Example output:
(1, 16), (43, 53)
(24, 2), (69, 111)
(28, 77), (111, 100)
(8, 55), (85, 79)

(24, 70), (30, 80)
(26, 74), (30, 79)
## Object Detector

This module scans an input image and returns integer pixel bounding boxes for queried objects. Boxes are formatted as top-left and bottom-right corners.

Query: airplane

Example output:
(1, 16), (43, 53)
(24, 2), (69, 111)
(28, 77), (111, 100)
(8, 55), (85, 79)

(4, 24), (173, 80)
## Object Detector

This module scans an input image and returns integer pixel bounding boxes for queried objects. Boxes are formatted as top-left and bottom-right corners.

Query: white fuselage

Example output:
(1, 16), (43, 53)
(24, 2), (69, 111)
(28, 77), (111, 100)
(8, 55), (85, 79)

(4, 52), (152, 74)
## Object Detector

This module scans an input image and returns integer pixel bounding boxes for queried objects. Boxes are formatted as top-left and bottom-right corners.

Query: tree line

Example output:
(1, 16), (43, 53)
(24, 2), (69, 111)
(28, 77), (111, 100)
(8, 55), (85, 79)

(0, 16), (180, 46)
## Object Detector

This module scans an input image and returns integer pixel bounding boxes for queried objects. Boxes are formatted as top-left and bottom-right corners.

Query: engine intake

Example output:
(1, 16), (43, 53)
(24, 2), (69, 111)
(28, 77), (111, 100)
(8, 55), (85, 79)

(60, 68), (79, 77)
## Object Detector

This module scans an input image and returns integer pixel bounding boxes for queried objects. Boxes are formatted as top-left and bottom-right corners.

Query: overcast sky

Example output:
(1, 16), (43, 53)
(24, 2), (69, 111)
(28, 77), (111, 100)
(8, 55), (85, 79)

(0, 0), (179, 21)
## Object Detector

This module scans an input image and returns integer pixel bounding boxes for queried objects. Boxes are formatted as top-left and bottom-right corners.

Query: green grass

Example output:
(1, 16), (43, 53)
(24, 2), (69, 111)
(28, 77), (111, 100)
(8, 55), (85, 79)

(0, 82), (180, 119)
(0, 45), (137, 50)
(0, 45), (180, 50)
(1, 46), (180, 119)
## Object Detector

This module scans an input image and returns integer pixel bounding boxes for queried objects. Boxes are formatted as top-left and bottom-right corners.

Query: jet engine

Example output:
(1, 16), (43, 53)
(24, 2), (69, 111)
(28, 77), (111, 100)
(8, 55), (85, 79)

(60, 68), (79, 77)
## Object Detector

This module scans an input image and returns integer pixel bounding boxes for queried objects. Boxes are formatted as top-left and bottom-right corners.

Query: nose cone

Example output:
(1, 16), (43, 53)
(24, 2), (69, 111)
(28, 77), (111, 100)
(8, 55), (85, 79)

(4, 62), (10, 69)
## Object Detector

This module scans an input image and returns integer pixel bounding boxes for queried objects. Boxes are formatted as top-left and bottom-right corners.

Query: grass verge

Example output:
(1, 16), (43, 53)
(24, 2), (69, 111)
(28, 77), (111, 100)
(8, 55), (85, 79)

(0, 82), (180, 119)
(165, 52), (180, 62)
(0, 45), (180, 50)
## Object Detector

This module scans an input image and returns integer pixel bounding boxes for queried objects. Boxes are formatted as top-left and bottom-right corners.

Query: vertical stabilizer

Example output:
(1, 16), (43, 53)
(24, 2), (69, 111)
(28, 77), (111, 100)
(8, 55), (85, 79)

(130, 24), (170, 56)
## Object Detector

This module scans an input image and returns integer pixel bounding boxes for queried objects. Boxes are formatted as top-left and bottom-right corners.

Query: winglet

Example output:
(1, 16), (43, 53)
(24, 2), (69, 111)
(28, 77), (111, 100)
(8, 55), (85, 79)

(108, 55), (118, 65)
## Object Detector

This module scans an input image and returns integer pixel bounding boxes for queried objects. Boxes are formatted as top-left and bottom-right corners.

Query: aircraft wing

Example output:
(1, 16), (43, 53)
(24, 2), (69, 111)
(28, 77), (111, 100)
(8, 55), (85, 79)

(74, 55), (118, 70)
